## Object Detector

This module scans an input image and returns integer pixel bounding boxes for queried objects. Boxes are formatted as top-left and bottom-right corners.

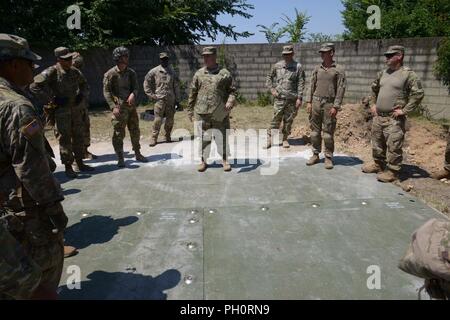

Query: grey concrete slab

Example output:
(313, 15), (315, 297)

(55, 144), (446, 299)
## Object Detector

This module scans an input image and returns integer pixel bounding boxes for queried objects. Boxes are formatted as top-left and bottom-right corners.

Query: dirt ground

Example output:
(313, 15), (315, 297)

(46, 103), (450, 217)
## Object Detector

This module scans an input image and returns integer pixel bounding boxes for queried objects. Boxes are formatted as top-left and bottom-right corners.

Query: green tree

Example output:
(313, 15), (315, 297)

(257, 23), (286, 44)
(308, 33), (344, 43)
(1, 0), (254, 49)
(280, 9), (311, 43)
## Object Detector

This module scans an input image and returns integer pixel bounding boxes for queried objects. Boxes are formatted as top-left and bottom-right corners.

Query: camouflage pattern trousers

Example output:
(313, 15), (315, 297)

(112, 104), (141, 154)
(80, 101), (91, 147)
(445, 130), (450, 171)
(152, 98), (176, 139)
(54, 103), (85, 165)
(310, 99), (337, 158)
(270, 98), (296, 138)
(7, 210), (64, 294)
(371, 115), (406, 172)
(197, 114), (230, 161)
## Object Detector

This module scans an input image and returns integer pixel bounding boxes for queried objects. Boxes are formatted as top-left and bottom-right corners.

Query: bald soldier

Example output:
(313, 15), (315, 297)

(0, 34), (68, 299)
(144, 52), (180, 147)
(187, 46), (236, 172)
(265, 45), (305, 149)
(305, 43), (346, 170)
(103, 47), (148, 167)
(362, 45), (424, 183)
(30, 47), (94, 178)
(72, 52), (97, 160)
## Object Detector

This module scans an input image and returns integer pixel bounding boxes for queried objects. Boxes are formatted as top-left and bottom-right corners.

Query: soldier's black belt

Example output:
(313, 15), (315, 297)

(377, 111), (394, 117)
(313, 96), (335, 103)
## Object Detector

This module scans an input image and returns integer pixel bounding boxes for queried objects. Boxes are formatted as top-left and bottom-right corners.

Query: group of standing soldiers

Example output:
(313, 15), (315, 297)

(1, 30), (449, 300)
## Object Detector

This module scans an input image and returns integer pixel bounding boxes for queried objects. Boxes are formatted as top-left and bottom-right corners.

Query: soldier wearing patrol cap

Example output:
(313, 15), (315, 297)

(0, 33), (68, 298)
(265, 45), (305, 149)
(103, 46), (148, 167)
(362, 45), (424, 183)
(29, 46), (94, 178)
(72, 52), (97, 160)
(305, 43), (346, 170)
(187, 46), (236, 172)
(144, 51), (181, 147)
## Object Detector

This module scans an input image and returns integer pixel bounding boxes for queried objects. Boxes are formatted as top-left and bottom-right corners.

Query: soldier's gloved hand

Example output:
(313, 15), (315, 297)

(44, 202), (68, 232)
(75, 93), (84, 105)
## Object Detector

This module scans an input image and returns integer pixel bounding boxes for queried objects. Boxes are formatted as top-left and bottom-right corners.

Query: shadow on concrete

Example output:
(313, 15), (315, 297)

(332, 156), (364, 167)
(206, 159), (264, 173)
(59, 269), (181, 300)
(85, 152), (134, 164)
(64, 215), (139, 250)
(62, 188), (81, 196)
(147, 153), (183, 163)
(288, 136), (310, 146)
(399, 164), (430, 182)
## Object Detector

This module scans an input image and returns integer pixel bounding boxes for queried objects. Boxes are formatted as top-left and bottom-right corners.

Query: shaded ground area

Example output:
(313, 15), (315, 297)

(55, 139), (445, 299)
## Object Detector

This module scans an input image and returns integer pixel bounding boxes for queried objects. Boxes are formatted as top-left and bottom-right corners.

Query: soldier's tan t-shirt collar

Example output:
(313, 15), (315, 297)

(320, 61), (337, 70)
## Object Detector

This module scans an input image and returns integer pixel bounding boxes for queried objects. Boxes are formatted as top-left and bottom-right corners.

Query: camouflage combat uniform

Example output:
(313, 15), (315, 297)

(30, 61), (89, 165)
(103, 65), (141, 155)
(144, 59), (180, 143)
(266, 47), (305, 140)
(0, 76), (67, 295)
(187, 54), (236, 161)
(72, 53), (91, 150)
(0, 223), (42, 299)
(306, 55), (346, 158)
(445, 129), (450, 172)
(370, 65), (424, 172)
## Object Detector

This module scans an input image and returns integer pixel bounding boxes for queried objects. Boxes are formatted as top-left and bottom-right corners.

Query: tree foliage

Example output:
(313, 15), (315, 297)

(280, 9), (311, 43)
(308, 33), (344, 43)
(257, 23), (286, 44)
(341, 0), (450, 89)
(1, 0), (254, 49)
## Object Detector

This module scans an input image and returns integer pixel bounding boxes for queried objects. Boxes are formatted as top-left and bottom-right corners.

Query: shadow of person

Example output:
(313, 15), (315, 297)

(288, 135), (310, 146)
(62, 188), (81, 196)
(146, 153), (183, 163)
(206, 159), (263, 173)
(85, 152), (133, 164)
(333, 156), (364, 167)
(64, 215), (139, 250)
(398, 164), (430, 182)
(59, 269), (181, 300)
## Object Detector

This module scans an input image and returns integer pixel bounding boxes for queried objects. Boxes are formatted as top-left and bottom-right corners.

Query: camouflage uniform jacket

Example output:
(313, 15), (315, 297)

(0, 77), (63, 210)
(306, 62), (346, 110)
(29, 64), (89, 105)
(266, 60), (306, 100)
(370, 66), (424, 114)
(103, 66), (139, 110)
(0, 223), (42, 299)
(143, 65), (180, 102)
(187, 65), (236, 120)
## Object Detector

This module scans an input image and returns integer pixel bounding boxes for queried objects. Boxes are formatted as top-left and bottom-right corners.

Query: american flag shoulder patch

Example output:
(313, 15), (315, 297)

(21, 119), (42, 138)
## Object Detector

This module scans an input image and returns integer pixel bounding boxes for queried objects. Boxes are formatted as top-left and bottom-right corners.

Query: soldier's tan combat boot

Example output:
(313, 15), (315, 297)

(223, 160), (232, 172)
(431, 168), (450, 180)
(362, 162), (384, 174)
(64, 246), (78, 258)
(198, 161), (208, 173)
(149, 136), (157, 147)
(117, 152), (125, 168)
(306, 154), (320, 166)
(282, 140), (290, 148)
(84, 147), (98, 160)
(135, 152), (148, 163)
(65, 164), (78, 179)
(74, 159), (95, 172)
(324, 157), (334, 170)
(377, 170), (398, 183)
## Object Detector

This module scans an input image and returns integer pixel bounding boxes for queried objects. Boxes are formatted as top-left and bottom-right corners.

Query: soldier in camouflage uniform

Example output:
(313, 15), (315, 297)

(305, 43), (346, 170)
(187, 46), (236, 172)
(103, 47), (148, 168)
(0, 34), (68, 298)
(431, 129), (450, 180)
(144, 52), (180, 147)
(265, 45), (305, 149)
(72, 52), (97, 160)
(362, 45), (424, 182)
(30, 47), (94, 178)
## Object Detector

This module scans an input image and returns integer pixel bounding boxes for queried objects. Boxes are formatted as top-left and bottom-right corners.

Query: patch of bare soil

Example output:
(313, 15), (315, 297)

(292, 103), (450, 216)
